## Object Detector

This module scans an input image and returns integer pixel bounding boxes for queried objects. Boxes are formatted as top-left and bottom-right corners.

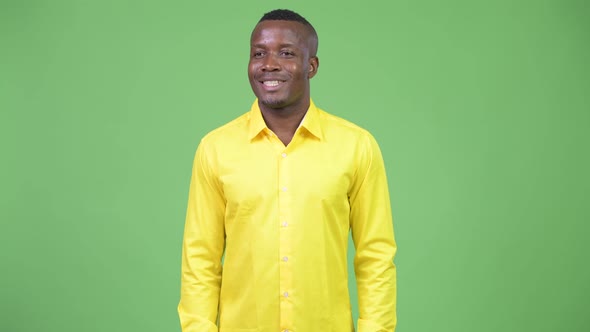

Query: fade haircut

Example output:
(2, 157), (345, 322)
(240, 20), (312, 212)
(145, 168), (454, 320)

(258, 9), (319, 56)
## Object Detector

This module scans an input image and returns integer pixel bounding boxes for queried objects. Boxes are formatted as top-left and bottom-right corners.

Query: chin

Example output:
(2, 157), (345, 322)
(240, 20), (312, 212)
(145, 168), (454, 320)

(259, 96), (288, 109)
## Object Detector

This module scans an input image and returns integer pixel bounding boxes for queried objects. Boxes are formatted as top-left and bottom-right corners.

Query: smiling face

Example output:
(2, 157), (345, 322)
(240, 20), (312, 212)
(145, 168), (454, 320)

(248, 20), (319, 112)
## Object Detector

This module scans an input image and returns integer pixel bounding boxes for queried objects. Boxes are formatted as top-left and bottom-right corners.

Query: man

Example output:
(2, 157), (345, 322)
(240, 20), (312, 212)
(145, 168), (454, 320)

(178, 9), (397, 332)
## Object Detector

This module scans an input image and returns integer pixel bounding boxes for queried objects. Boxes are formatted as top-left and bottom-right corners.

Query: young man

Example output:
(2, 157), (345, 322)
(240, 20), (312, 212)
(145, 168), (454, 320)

(178, 9), (397, 332)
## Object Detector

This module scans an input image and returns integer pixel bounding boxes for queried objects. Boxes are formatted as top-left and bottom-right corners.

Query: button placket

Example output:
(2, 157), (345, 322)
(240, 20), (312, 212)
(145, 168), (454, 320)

(278, 148), (293, 328)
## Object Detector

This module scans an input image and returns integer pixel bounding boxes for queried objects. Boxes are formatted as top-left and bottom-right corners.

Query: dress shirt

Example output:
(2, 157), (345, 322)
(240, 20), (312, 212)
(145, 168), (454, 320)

(178, 99), (397, 332)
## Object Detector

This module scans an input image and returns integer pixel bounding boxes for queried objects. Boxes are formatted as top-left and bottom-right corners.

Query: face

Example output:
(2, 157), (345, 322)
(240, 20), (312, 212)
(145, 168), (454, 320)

(248, 20), (319, 111)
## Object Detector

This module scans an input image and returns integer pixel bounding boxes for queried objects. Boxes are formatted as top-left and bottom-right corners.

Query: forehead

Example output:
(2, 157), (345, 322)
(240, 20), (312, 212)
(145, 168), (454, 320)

(250, 20), (309, 47)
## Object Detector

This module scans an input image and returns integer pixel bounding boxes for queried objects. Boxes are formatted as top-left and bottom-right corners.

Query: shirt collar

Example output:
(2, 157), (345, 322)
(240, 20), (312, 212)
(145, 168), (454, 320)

(247, 99), (324, 141)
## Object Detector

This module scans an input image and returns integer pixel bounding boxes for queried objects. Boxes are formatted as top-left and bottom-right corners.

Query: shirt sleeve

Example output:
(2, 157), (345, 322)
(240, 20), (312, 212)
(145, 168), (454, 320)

(349, 133), (397, 332)
(178, 141), (226, 332)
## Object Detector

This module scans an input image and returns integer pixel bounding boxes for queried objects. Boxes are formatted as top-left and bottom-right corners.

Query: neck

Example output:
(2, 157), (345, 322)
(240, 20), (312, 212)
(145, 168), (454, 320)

(259, 99), (310, 146)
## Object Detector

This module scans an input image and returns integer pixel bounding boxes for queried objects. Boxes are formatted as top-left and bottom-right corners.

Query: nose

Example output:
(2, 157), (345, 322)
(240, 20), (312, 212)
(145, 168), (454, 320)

(261, 53), (280, 71)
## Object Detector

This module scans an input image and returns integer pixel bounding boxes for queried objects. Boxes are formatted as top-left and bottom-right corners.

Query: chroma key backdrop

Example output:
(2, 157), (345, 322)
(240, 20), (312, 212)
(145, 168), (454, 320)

(1, 1), (588, 331)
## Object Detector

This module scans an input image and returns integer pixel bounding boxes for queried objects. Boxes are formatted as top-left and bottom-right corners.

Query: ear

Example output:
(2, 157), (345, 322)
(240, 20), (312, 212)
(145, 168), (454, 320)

(308, 56), (319, 79)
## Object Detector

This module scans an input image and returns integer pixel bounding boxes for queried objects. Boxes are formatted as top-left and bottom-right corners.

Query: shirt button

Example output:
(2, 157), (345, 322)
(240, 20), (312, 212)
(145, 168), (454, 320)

(281, 187), (287, 192)
(282, 256), (288, 262)
(282, 222), (288, 227)
(283, 292), (289, 297)
(281, 152), (287, 158)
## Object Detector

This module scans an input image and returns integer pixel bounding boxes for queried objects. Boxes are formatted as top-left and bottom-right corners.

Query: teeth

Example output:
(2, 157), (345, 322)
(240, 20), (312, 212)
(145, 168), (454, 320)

(263, 81), (280, 87)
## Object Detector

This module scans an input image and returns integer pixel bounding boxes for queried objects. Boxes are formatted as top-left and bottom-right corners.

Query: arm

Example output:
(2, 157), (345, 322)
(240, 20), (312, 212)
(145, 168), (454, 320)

(178, 141), (226, 332)
(349, 133), (397, 332)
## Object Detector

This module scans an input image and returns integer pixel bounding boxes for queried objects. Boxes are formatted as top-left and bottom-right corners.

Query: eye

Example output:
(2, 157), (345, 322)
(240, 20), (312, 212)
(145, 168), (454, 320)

(280, 50), (295, 57)
(252, 51), (265, 58)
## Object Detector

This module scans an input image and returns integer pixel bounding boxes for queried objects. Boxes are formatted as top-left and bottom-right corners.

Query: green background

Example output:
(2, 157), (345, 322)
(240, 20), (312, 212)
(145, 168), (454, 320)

(1, 0), (588, 331)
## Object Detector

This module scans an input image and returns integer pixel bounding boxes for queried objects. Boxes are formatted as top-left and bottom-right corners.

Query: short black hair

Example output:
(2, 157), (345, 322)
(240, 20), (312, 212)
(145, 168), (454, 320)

(259, 9), (314, 28)
(258, 9), (318, 55)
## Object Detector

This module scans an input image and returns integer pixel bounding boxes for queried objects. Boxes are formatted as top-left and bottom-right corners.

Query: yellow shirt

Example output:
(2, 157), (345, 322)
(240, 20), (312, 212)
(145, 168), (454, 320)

(178, 100), (397, 332)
